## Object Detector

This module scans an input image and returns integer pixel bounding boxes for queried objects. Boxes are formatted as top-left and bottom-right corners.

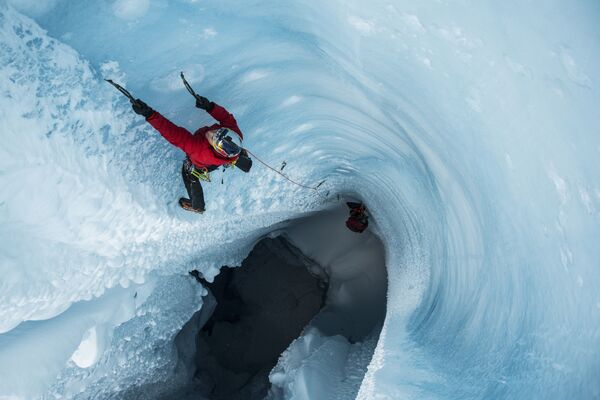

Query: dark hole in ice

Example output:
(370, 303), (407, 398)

(187, 237), (327, 399)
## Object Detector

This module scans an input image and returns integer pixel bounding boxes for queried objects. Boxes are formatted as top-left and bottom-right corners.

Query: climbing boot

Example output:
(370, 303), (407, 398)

(178, 198), (205, 214)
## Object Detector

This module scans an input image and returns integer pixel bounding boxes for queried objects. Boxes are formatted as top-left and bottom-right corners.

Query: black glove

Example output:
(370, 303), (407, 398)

(195, 95), (214, 111)
(132, 99), (154, 118)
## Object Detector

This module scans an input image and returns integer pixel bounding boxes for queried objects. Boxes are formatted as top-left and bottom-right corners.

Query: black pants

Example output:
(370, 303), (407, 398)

(182, 163), (205, 210)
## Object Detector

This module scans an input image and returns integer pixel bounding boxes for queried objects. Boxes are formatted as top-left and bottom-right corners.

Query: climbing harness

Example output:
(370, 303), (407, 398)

(184, 159), (213, 182)
(190, 167), (211, 182)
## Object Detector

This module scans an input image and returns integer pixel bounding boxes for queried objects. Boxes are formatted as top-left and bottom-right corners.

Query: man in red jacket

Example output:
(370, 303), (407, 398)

(132, 96), (243, 213)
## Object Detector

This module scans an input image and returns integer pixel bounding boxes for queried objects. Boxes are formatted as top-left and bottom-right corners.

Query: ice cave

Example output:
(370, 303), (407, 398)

(1, 1), (599, 399)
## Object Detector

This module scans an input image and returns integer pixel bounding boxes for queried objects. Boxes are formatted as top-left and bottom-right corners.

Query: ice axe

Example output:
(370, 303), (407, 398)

(180, 71), (199, 99)
(104, 79), (137, 103)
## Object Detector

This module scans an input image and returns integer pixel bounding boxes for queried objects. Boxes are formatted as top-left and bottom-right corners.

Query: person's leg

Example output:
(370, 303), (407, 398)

(182, 164), (192, 199)
(181, 162), (206, 211)
(189, 179), (206, 210)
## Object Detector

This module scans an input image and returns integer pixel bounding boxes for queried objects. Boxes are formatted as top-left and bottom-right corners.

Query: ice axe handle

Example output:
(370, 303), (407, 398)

(180, 72), (198, 98)
(105, 79), (136, 103)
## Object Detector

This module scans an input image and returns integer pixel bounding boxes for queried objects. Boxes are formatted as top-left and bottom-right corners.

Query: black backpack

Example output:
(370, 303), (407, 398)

(234, 149), (252, 173)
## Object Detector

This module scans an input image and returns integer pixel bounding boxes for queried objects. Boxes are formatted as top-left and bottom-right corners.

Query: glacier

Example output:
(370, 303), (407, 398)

(1, 0), (599, 399)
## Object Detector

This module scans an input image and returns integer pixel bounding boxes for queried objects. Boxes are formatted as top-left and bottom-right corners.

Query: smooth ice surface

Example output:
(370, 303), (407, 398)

(283, 207), (387, 343)
(1, 0), (600, 399)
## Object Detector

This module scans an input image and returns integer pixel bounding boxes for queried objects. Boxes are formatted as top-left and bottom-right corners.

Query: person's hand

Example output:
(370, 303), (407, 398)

(195, 95), (214, 111)
(132, 99), (154, 118)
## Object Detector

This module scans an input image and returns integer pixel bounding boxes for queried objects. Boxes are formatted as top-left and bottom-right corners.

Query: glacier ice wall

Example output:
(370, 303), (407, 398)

(1, 0), (599, 399)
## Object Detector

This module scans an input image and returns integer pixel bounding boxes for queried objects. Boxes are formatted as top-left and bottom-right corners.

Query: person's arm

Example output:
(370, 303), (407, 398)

(147, 112), (196, 155)
(208, 104), (241, 135)
(195, 96), (242, 137)
(131, 99), (196, 154)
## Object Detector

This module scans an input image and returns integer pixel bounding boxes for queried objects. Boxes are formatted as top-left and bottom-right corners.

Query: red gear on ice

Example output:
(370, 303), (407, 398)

(345, 202), (369, 233)
(146, 103), (243, 168)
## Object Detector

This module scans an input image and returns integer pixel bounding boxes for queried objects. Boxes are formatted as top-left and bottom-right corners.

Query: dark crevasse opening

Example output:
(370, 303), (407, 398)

(191, 237), (327, 400)
(160, 206), (388, 400)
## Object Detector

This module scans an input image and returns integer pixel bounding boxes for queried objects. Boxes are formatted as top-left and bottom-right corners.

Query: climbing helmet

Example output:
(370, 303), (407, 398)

(206, 127), (242, 158)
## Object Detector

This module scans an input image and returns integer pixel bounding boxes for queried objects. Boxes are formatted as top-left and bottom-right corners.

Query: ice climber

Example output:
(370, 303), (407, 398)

(346, 202), (369, 233)
(131, 95), (244, 213)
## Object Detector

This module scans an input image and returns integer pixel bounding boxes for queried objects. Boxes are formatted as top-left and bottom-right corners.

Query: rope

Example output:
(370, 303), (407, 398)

(245, 149), (325, 192)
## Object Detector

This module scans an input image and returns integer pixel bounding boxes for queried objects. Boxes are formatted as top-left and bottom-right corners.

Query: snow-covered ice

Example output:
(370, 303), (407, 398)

(1, 0), (600, 399)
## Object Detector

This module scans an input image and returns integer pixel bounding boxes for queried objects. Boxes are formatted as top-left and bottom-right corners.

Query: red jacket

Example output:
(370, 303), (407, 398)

(146, 103), (243, 169)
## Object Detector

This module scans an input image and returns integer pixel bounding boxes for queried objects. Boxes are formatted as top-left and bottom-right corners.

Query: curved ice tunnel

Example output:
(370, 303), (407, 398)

(1, 1), (599, 399)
